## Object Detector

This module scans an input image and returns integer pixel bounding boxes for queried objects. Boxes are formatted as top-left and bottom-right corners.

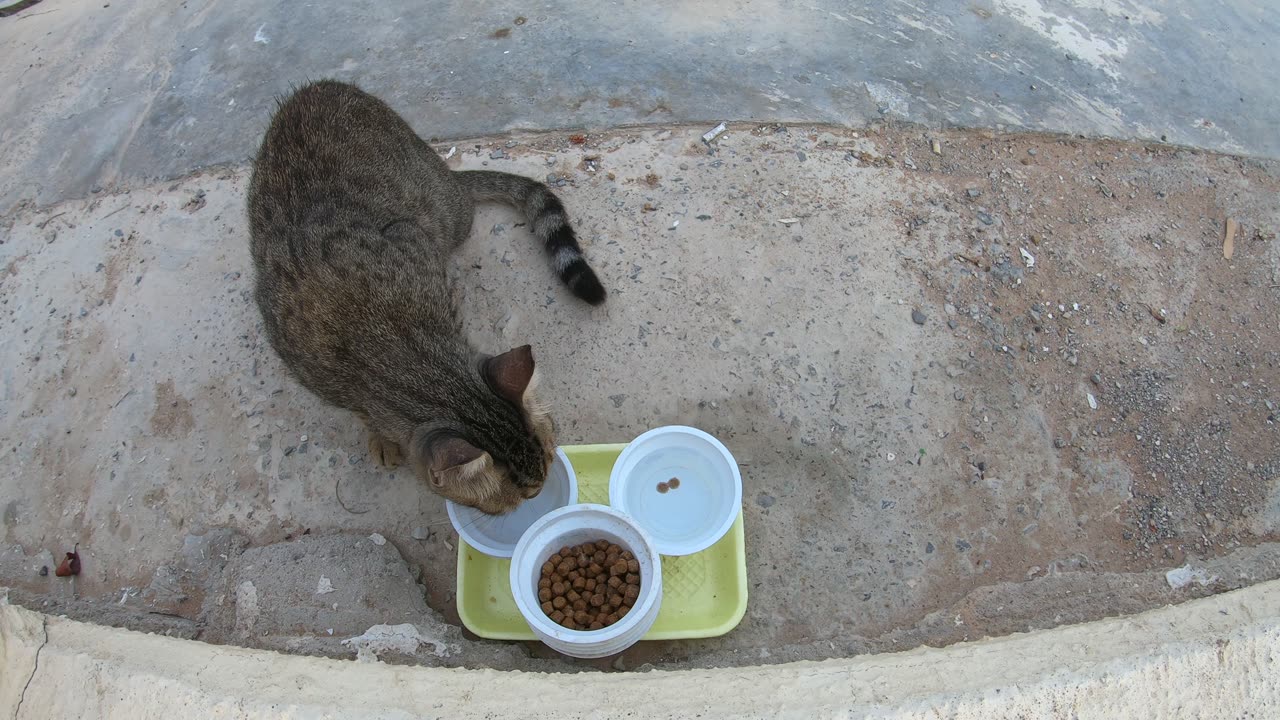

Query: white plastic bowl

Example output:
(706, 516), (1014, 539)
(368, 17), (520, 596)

(509, 504), (663, 658)
(609, 425), (742, 556)
(447, 447), (578, 557)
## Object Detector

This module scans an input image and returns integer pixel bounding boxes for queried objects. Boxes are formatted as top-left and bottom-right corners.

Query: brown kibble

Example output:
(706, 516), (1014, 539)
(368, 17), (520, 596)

(668, 477), (681, 489)
(540, 539), (642, 628)
(656, 481), (669, 494)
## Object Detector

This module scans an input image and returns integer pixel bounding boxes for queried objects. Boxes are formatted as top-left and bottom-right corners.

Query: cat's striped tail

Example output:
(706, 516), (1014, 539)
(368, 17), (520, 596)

(455, 170), (607, 305)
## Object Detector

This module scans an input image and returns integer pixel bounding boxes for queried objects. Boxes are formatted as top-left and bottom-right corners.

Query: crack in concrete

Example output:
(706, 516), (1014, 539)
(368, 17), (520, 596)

(13, 616), (48, 720)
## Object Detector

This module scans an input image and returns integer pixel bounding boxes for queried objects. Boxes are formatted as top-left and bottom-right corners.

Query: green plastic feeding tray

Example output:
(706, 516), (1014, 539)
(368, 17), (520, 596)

(455, 443), (748, 640)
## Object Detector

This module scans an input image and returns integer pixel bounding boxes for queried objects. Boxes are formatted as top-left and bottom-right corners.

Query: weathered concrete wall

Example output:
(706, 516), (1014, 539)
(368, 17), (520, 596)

(2, 580), (1278, 718)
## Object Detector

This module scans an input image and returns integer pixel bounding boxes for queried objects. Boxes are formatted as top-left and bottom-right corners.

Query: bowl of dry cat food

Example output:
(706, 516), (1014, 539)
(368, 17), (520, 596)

(509, 503), (662, 658)
(608, 425), (742, 556)
(447, 447), (578, 558)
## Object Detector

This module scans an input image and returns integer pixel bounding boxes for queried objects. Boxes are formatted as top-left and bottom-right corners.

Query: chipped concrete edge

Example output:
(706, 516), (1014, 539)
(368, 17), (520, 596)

(1, 582), (1278, 719)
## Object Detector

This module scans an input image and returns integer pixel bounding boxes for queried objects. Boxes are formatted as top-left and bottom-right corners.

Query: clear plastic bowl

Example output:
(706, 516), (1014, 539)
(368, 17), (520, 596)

(608, 425), (742, 556)
(447, 447), (578, 558)
(509, 504), (663, 658)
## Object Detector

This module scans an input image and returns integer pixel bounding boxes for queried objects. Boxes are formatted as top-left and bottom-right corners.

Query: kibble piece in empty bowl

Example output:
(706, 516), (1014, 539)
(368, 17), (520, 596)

(447, 447), (578, 557)
(608, 425), (742, 556)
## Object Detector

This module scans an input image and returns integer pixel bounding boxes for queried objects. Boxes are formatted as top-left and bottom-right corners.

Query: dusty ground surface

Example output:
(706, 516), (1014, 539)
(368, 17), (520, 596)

(2, 123), (1278, 671)
(4, 0), (1279, 214)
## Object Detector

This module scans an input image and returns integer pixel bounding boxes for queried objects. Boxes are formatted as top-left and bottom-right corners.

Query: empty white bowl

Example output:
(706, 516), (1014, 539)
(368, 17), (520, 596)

(447, 447), (578, 557)
(509, 503), (663, 658)
(608, 425), (742, 556)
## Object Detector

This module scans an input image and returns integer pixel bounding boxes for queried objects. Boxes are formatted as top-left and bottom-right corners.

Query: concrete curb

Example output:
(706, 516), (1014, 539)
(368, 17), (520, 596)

(2, 581), (1278, 719)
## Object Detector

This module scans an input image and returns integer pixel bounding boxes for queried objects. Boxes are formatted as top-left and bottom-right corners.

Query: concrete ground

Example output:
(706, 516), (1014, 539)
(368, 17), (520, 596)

(2, 0), (1280, 675)
(2, 121), (1278, 671)
(2, 0), (1278, 215)
(4, 581), (1280, 718)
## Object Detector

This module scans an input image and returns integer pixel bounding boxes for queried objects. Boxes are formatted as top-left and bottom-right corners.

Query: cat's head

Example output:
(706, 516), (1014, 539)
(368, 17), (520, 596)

(410, 345), (556, 515)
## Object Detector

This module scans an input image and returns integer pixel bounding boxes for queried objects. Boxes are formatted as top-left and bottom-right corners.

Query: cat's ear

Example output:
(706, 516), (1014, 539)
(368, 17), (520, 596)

(412, 429), (488, 488)
(484, 345), (536, 405)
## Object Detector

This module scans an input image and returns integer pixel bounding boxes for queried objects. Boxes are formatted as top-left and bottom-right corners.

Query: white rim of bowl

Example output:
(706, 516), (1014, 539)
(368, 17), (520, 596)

(607, 425), (743, 556)
(509, 503), (663, 642)
(446, 447), (578, 558)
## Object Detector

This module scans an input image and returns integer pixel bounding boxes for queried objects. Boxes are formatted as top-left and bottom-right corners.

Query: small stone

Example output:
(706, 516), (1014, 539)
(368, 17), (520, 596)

(966, 188), (981, 198)
(977, 212), (994, 225)
(756, 493), (776, 509)
(954, 390), (966, 401)
(1054, 437), (1066, 449)
(368, 533), (386, 546)
(411, 527), (429, 540)
(955, 539), (971, 552)
(1027, 148), (1038, 156)
(796, 151), (807, 162)
(1091, 374), (1103, 386)
(944, 303), (957, 316)
(39, 566), (49, 576)
(490, 148), (506, 159)
(925, 542), (935, 554)
(68, 387), (77, 397)
(911, 309), (927, 325)
(947, 319), (958, 330)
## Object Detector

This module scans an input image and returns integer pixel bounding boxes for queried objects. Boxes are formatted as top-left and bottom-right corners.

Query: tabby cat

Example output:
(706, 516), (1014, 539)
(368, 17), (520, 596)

(247, 80), (606, 515)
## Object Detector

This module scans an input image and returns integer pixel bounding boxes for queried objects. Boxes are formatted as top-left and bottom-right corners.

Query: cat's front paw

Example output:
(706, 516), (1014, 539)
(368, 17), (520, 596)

(368, 434), (404, 469)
